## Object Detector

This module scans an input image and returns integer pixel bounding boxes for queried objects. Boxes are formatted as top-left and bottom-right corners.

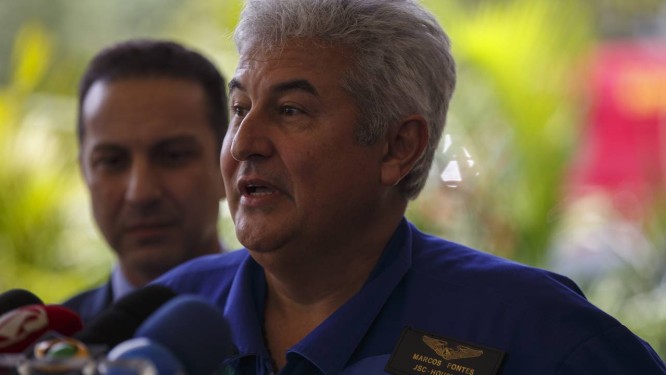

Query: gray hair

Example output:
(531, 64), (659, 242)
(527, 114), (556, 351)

(234, 0), (456, 200)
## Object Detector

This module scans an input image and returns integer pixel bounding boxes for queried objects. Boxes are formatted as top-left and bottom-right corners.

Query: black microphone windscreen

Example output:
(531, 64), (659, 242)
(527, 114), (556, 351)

(0, 289), (43, 315)
(74, 285), (177, 348)
(109, 284), (178, 323)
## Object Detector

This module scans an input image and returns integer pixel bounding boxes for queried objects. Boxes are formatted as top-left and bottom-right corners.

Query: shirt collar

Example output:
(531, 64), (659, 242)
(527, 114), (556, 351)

(110, 265), (138, 302)
(224, 255), (271, 359)
(113, 243), (226, 303)
(222, 218), (413, 374)
(290, 218), (413, 374)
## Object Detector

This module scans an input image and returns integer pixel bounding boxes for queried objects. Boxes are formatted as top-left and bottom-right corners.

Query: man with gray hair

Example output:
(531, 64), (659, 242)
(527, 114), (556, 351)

(156, 0), (666, 373)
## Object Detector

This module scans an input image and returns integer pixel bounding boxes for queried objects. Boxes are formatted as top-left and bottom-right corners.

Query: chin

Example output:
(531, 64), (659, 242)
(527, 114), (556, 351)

(237, 232), (287, 254)
(239, 238), (274, 253)
(235, 222), (274, 251)
(125, 246), (176, 264)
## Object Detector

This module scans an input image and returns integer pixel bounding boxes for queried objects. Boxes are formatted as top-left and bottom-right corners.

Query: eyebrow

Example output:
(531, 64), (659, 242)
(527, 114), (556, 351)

(90, 134), (201, 153)
(90, 143), (125, 154)
(228, 78), (319, 98)
(228, 78), (243, 94)
(155, 134), (202, 149)
(273, 79), (319, 97)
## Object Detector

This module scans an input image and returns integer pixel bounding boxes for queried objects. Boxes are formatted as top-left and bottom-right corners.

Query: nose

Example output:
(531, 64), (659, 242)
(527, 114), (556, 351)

(229, 110), (274, 162)
(125, 159), (161, 206)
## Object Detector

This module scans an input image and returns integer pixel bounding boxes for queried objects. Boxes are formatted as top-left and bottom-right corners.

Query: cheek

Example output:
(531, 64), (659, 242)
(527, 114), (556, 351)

(87, 178), (120, 210)
(87, 185), (119, 234)
(219, 142), (228, 171)
(284, 148), (341, 202)
(305, 147), (379, 195)
(174, 169), (217, 198)
(220, 155), (236, 180)
(295, 141), (356, 177)
(220, 146), (238, 193)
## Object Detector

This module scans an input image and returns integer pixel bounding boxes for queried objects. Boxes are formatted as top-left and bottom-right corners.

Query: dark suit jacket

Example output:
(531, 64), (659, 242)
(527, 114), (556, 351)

(62, 280), (113, 325)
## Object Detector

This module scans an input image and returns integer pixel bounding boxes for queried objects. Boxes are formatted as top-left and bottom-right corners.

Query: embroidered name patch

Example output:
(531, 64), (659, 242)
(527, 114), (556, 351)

(385, 327), (505, 375)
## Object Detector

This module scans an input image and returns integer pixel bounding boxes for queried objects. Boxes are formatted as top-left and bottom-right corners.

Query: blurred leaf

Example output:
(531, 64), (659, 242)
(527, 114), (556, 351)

(418, 0), (594, 265)
(10, 22), (52, 93)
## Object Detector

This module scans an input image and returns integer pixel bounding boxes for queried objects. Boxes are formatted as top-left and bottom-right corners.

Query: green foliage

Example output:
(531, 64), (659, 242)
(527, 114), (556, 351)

(577, 194), (666, 359)
(10, 23), (51, 93)
(415, 0), (594, 266)
(0, 23), (108, 303)
(412, 0), (666, 358)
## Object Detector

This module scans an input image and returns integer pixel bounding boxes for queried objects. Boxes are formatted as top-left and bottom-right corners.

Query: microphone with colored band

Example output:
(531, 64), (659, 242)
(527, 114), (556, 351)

(33, 336), (90, 360)
(7, 285), (176, 373)
(74, 285), (177, 349)
(0, 289), (42, 315)
(22, 336), (93, 373)
(0, 305), (83, 354)
(107, 337), (185, 375)
(134, 295), (234, 375)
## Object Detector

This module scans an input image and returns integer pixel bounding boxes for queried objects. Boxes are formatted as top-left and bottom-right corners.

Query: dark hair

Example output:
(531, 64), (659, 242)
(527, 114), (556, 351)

(77, 39), (228, 152)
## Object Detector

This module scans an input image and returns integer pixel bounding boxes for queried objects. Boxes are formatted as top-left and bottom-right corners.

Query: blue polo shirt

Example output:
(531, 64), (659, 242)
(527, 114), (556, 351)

(155, 219), (666, 374)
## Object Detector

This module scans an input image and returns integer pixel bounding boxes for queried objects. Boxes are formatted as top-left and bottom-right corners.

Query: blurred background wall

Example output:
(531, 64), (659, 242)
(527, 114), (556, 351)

(0, 0), (664, 358)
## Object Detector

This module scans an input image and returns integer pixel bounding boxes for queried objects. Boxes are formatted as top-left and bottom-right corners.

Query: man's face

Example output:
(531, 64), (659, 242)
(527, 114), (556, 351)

(80, 78), (224, 284)
(223, 43), (388, 259)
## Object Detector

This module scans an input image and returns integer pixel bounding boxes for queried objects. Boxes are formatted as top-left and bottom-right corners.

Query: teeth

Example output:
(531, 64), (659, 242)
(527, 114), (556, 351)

(247, 185), (273, 196)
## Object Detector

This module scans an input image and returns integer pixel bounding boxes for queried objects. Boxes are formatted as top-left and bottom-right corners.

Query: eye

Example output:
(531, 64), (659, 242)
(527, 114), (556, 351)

(165, 150), (188, 161)
(232, 105), (248, 118)
(279, 106), (303, 116)
(92, 152), (128, 172)
(157, 147), (197, 167)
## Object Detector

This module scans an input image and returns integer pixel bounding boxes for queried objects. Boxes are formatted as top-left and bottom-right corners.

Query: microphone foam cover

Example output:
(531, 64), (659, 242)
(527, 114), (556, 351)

(0, 289), (43, 315)
(75, 285), (177, 348)
(135, 295), (233, 375)
(107, 337), (185, 375)
(0, 305), (83, 353)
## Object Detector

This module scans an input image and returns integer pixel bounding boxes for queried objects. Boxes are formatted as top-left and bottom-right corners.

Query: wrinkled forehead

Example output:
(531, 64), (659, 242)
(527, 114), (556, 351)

(234, 39), (355, 85)
(239, 37), (347, 64)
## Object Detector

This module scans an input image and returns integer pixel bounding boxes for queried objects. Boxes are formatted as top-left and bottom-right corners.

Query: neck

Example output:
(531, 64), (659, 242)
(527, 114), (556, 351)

(121, 238), (222, 287)
(259, 209), (405, 370)
(262, 249), (382, 370)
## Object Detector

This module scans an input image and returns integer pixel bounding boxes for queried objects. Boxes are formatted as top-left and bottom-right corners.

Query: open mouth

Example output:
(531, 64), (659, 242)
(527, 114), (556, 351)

(246, 184), (275, 196)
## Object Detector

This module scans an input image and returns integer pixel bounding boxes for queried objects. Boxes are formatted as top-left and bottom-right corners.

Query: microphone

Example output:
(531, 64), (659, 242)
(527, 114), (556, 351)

(107, 337), (185, 375)
(7, 285), (176, 374)
(0, 305), (83, 354)
(22, 336), (93, 374)
(134, 295), (234, 375)
(74, 285), (177, 349)
(33, 336), (90, 360)
(0, 289), (42, 315)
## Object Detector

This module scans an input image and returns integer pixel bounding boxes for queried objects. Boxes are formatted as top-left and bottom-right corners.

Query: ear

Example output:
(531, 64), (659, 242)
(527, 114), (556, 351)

(380, 115), (429, 187)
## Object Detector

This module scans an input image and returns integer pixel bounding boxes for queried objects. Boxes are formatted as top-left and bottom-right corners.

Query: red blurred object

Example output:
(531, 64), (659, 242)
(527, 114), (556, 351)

(570, 38), (666, 217)
(0, 305), (83, 354)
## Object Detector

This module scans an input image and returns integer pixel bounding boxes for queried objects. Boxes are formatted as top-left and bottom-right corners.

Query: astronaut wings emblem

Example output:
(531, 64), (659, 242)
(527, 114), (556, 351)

(422, 335), (484, 361)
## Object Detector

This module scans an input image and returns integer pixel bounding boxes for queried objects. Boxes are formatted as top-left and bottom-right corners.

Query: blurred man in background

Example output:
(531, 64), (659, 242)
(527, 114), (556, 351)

(64, 39), (228, 323)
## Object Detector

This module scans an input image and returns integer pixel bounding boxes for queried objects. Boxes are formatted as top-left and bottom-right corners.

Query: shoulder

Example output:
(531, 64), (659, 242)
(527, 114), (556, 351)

(62, 284), (107, 308)
(557, 324), (666, 373)
(153, 249), (249, 296)
(398, 224), (666, 370)
(408, 224), (584, 303)
(61, 282), (111, 324)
